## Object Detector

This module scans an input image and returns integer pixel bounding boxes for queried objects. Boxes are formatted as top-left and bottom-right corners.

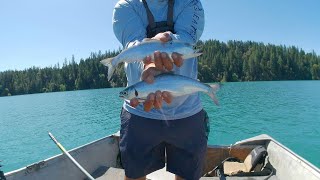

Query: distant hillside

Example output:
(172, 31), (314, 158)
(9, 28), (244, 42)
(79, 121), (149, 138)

(198, 40), (320, 82)
(0, 39), (319, 97)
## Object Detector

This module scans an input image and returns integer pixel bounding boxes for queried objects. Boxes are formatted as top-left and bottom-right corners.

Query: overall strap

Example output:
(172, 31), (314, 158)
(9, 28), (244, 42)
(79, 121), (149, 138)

(167, 0), (174, 29)
(142, 0), (156, 30)
(142, 0), (175, 37)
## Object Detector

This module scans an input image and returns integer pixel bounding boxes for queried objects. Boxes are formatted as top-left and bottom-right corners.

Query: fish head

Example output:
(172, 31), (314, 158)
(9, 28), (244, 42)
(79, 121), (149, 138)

(119, 89), (130, 99)
(119, 87), (138, 100)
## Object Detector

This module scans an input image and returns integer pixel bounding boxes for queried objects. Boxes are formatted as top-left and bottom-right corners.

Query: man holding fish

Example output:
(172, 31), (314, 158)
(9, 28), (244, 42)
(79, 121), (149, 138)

(106, 0), (217, 179)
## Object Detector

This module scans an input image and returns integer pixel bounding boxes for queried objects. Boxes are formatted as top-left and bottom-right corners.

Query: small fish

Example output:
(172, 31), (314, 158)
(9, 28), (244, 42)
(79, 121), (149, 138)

(100, 40), (202, 80)
(119, 73), (221, 105)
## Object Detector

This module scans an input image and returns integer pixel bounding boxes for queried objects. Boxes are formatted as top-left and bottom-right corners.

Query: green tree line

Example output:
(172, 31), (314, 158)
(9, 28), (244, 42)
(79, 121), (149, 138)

(197, 40), (320, 82)
(1, 39), (320, 97)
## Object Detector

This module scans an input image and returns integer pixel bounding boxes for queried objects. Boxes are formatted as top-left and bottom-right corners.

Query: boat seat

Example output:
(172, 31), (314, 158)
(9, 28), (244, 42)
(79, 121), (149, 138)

(204, 146), (272, 178)
(223, 146), (268, 176)
(223, 146), (267, 176)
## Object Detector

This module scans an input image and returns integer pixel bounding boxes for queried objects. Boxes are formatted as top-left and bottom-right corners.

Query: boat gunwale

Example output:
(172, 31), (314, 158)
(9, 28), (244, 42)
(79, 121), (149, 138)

(265, 135), (320, 177)
(4, 132), (119, 176)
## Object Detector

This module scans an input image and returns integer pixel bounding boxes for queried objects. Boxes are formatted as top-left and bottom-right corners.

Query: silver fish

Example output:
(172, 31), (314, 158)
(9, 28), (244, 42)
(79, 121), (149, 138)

(100, 40), (202, 80)
(119, 73), (221, 105)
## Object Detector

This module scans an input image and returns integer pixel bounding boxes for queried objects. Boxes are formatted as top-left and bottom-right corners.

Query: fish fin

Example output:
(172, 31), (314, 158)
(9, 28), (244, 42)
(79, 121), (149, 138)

(206, 83), (222, 106)
(142, 38), (162, 43)
(195, 48), (203, 54)
(100, 58), (116, 81)
(155, 71), (175, 77)
(164, 71), (175, 74)
(177, 41), (202, 48)
(137, 98), (146, 103)
(177, 41), (196, 47)
(140, 39), (162, 44)
(142, 38), (151, 42)
(182, 52), (203, 60)
(194, 44), (204, 52)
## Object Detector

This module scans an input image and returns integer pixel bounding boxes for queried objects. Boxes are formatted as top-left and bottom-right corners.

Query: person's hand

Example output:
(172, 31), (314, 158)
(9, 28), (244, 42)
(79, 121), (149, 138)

(129, 32), (183, 111)
(143, 31), (184, 72)
(130, 90), (173, 112)
(129, 62), (173, 111)
(142, 32), (183, 83)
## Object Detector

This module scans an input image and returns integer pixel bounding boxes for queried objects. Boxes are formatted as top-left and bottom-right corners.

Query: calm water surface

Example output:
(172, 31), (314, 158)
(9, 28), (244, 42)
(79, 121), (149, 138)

(0, 81), (319, 172)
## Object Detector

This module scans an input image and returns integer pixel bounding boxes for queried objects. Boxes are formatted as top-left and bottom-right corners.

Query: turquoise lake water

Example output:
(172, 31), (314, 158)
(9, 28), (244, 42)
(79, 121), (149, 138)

(0, 81), (320, 173)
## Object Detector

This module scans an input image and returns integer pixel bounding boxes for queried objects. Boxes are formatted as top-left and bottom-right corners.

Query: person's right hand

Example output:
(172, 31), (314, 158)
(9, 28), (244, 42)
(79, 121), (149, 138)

(144, 31), (183, 73)
(142, 51), (183, 82)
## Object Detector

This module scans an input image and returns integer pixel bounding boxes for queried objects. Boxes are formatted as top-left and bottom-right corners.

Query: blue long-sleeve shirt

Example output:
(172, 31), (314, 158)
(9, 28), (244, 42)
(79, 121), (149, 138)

(113, 0), (205, 120)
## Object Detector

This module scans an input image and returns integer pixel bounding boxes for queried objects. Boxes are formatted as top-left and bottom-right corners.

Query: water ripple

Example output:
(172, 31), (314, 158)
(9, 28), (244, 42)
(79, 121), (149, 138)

(1, 82), (320, 172)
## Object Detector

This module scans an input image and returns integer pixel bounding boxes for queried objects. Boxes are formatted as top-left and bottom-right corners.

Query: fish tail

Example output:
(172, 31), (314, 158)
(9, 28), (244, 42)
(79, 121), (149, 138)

(100, 58), (116, 81)
(182, 52), (203, 60)
(206, 83), (222, 105)
(194, 44), (203, 53)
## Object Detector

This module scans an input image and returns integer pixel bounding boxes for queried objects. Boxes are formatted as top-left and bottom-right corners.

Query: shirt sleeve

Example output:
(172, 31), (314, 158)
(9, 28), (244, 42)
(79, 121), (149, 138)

(170, 0), (205, 44)
(112, 0), (146, 85)
(113, 1), (146, 47)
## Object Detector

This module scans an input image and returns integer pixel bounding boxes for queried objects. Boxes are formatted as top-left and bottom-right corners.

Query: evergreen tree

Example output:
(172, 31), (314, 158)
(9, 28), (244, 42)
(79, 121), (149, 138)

(0, 39), (319, 97)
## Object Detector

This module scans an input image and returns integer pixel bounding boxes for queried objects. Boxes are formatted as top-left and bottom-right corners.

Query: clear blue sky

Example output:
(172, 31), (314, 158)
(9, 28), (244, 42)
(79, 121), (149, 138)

(1, 0), (319, 71)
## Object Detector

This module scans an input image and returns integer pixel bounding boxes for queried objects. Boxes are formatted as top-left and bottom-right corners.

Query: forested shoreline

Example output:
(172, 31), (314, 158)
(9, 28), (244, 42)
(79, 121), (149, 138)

(1, 39), (320, 97)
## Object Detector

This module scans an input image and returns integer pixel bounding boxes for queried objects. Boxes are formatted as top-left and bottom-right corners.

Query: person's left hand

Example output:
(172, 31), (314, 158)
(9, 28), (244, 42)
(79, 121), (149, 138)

(130, 90), (173, 111)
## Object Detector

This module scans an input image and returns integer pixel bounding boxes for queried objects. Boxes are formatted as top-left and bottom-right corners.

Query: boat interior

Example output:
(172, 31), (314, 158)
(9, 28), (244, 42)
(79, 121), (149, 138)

(5, 134), (320, 180)
(94, 136), (277, 180)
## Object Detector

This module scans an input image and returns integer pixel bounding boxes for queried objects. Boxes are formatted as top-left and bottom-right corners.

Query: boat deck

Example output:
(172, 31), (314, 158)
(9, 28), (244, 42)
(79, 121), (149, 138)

(95, 166), (279, 180)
